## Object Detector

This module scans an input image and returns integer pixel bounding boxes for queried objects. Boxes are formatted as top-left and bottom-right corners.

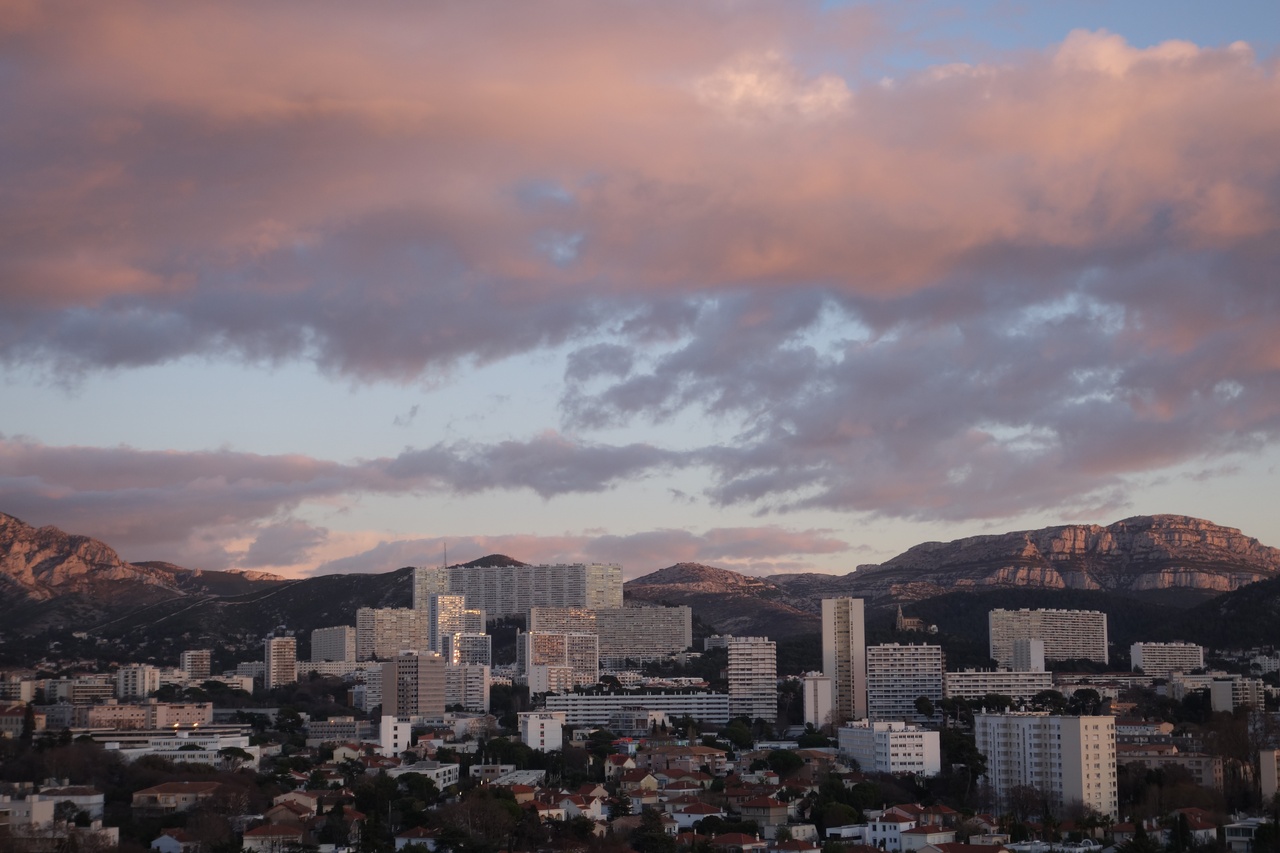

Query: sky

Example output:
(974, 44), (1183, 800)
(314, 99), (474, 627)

(2, 1), (1279, 580)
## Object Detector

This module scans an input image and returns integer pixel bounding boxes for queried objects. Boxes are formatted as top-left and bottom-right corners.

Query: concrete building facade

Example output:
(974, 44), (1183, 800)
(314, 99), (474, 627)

(1131, 642), (1205, 678)
(263, 637), (297, 689)
(974, 712), (1117, 818)
(823, 598), (868, 724)
(413, 563), (623, 619)
(380, 651), (445, 717)
(356, 608), (429, 661)
(728, 636), (777, 723)
(866, 644), (944, 723)
(989, 609), (1109, 667)
(179, 650), (212, 681)
(311, 626), (356, 663)
(802, 672), (833, 729)
(837, 719), (941, 776)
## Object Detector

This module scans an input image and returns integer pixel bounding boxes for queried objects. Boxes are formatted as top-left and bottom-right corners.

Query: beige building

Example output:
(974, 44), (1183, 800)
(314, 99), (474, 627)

(356, 607), (429, 661)
(179, 650), (212, 681)
(412, 563), (622, 619)
(823, 598), (868, 723)
(989, 609), (1109, 667)
(311, 626), (356, 663)
(944, 669), (1054, 701)
(520, 632), (599, 685)
(381, 651), (445, 717)
(116, 665), (160, 700)
(1130, 642), (1204, 678)
(263, 636), (297, 689)
(974, 712), (1117, 818)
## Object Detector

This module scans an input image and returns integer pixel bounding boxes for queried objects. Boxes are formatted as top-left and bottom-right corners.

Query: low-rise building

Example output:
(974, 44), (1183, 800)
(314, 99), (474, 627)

(837, 720), (941, 776)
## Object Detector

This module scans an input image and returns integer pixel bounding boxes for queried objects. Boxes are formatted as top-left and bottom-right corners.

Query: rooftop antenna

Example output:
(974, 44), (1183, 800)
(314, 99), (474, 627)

(442, 542), (447, 570)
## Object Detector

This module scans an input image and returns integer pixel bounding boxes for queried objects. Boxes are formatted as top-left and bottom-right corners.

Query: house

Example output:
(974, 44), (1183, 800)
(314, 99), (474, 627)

(132, 782), (226, 817)
(619, 769), (660, 791)
(150, 828), (199, 853)
(739, 796), (791, 837)
(272, 789), (322, 816)
(396, 826), (440, 850)
(242, 822), (307, 852)
(674, 801), (726, 830)
(901, 825), (957, 850)
(712, 832), (771, 853)
(31, 785), (106, 820)
(606, 754), (638, 779)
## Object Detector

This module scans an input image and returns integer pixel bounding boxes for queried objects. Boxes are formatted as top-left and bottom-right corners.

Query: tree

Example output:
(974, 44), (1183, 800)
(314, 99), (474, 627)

(630, 808), (676, 853)
(914, 696), (935, 720)
(766, 749), (804, 779)
(1118, 822), (1162, 853)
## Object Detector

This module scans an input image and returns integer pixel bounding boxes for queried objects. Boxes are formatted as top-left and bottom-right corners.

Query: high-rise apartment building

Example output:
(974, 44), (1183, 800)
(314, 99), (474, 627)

(116, 664), (160, 699)
(989, 609), (1109, 667)
(179, 650), (212, 681)
(1130, 642), (1205, 678)
(445, 664), (491, 713)
(822, 598), (867, 724)
(802, 672), (833, 729)
(596, 606), (693, 663)
(520, 632), (598, 687)
(264, 636), (298, 689)
(311, 626), (356, 662)
(412, 563), (622, 619)
(356, 608), (429, 661)
(866, 644), (944, 723)
(449, 633), (493, 666)
(381, 651), (445, 717)
(727, 636), (777, 723)
(427, 595), (468, 654)
(974, 712), (1117, 818)
(527, 605), (692, 663)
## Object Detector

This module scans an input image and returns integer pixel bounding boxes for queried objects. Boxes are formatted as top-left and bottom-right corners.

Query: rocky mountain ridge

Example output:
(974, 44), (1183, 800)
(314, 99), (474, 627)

(764, 514), (1280, 606)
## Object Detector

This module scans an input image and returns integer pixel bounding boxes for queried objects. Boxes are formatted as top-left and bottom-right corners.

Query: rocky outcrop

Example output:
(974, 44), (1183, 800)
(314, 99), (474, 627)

(838, 515), (1280, 601)
(0, 512), (185, 601)
(626, 516), (1280, 628)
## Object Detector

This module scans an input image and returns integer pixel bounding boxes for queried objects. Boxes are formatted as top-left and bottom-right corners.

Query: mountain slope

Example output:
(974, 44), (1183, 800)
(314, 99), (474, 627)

(771, 515), (1280, 606)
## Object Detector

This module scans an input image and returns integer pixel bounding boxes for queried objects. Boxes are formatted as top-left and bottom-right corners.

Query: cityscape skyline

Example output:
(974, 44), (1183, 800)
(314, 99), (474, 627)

(2, 3), (1279, 580)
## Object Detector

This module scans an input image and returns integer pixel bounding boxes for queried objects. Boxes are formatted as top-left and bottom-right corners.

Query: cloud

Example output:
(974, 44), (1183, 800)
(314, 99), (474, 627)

(310, 525), (852, 579)
(1, 8), (1278, 537)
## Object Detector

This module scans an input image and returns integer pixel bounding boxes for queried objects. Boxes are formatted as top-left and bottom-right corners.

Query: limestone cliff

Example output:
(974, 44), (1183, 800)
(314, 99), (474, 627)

(773, 515), (1280, 605)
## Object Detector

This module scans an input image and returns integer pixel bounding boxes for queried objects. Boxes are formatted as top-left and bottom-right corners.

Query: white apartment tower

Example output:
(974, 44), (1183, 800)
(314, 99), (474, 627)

(974, 712), (1117, 818)
(356, 607), (429, 661)
(179, 650), (212, 681)
(311, 626), (356, 662)
(412, 563), (622, 619)
(264, 636), (298, 689)
(727, 636), (777, 723)
(989, 609), (1109, 667)
(1130, 642), (1205, 678)
(381, 651), (446, 717)
(866, 643), (944, 723)
(823, 598), (868, 724)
